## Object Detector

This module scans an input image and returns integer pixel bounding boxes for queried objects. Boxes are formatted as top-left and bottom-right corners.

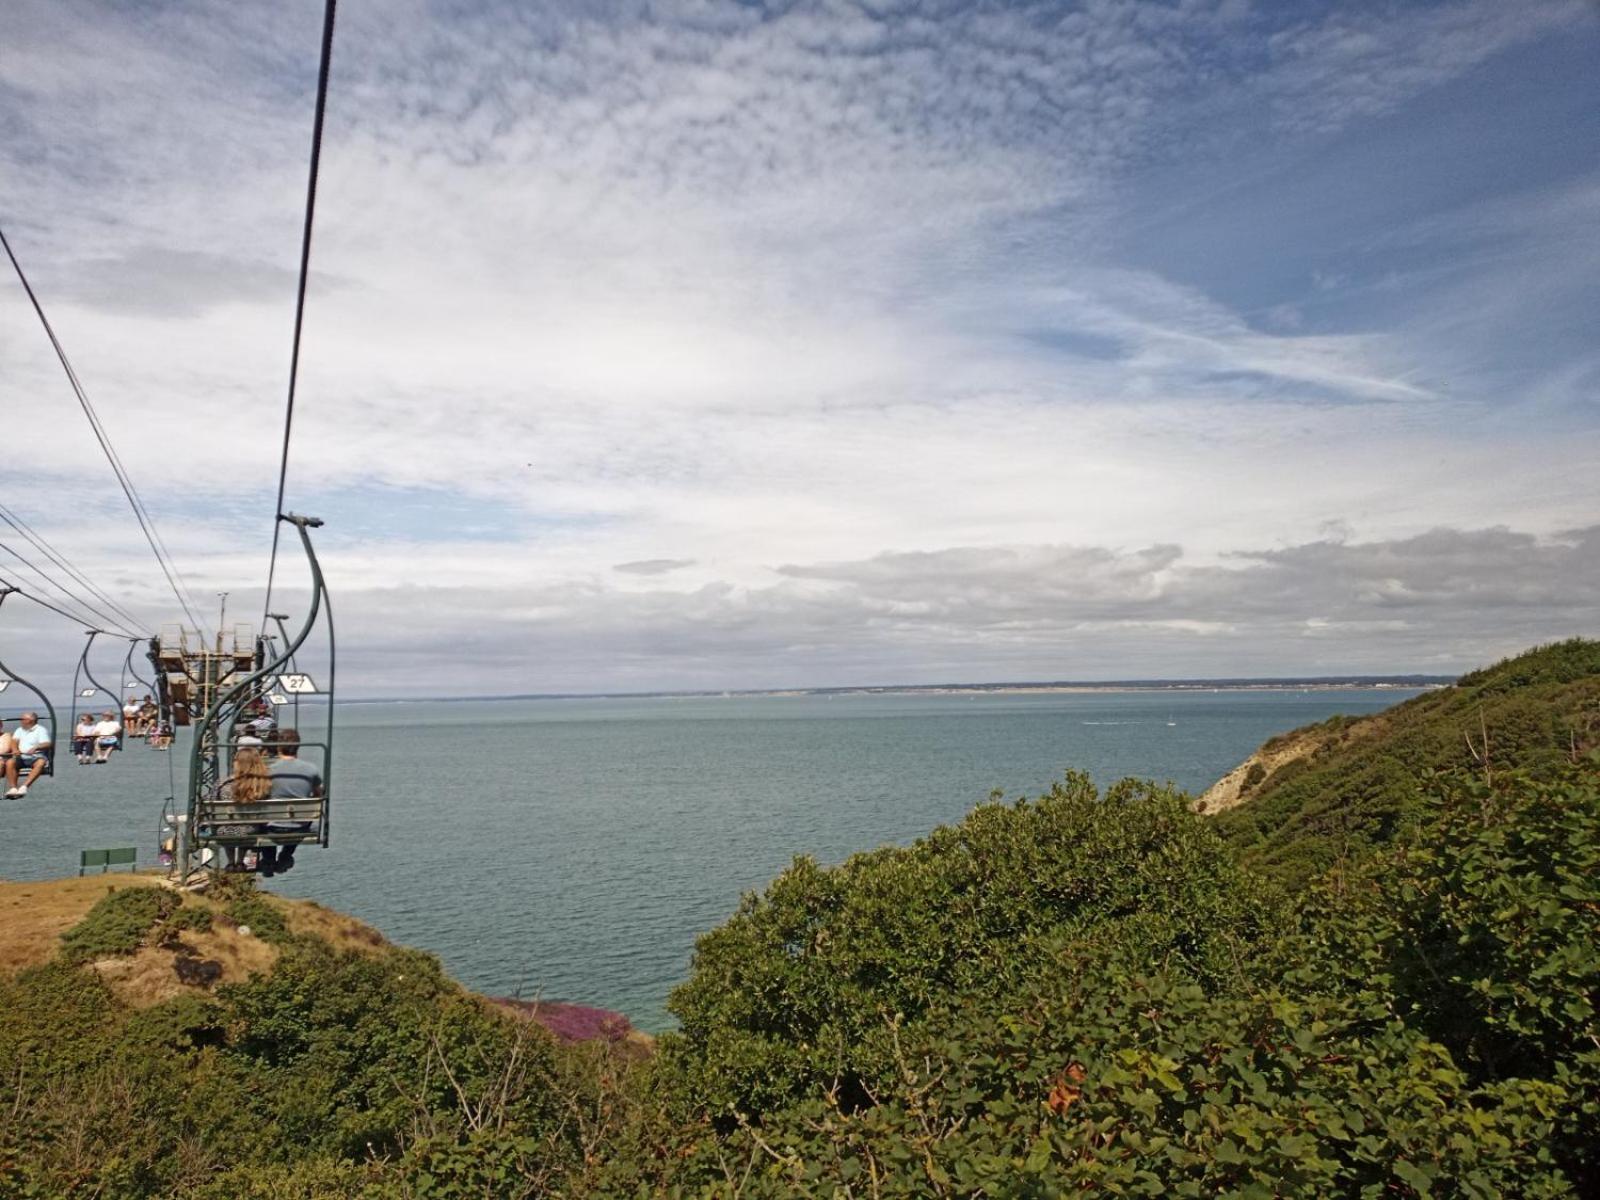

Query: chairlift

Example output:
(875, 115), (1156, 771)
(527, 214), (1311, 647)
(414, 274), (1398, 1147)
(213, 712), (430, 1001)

(70, 629), (123, 759)
(0, 587), (58, 782)
(171, 514), (334, 883)
(119, 637), (156, 741)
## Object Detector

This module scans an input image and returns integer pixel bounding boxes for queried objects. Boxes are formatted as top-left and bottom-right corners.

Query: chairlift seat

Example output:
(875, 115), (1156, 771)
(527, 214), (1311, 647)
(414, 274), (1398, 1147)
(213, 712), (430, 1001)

(196, 796), (325, 845)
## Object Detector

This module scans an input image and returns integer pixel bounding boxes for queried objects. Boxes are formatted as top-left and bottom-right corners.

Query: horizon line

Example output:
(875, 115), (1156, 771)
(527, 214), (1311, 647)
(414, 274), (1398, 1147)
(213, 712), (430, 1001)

(331, 671), (1456, 705)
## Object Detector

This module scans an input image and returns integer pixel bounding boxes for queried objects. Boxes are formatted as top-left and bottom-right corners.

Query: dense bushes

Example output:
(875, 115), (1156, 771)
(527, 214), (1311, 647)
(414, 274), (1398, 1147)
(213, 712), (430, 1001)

(662, 774), (1271, 1121)
(598, 761), (1598, 1196)
(1375, 769), (1600, 1190)
(1215, 639), (1600, 886)
(0, 916), (604, 1197)
(4, 640), (1598, 1196)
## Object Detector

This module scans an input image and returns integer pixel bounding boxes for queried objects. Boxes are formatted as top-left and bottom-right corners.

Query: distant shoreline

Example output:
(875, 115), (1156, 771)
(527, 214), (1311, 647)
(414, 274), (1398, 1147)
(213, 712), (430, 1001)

(340, 677), (1450, 704)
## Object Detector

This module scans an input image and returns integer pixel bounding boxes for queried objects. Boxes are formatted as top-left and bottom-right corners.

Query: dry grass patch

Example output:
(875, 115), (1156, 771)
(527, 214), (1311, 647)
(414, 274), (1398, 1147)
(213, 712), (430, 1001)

(92, 926), (279, 1007)
(274, 894), (390, 954)
(0, 874), (164, 975)
(6, 876), (396, 1010)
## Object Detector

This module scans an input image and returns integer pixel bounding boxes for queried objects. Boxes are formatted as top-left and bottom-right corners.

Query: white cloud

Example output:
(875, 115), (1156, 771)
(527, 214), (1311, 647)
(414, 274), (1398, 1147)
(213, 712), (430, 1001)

(0, 0), (1595, 693)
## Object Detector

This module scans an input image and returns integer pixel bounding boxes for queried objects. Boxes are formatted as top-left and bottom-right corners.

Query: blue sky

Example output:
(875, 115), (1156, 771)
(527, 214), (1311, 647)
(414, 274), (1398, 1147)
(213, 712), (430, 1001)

(0, 0), (1596, 694)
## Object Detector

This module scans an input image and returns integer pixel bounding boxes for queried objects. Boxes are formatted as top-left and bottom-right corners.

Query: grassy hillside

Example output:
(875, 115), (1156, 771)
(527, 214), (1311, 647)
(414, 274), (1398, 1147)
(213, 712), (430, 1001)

(3, 639), (1597, 1197)
(1212, 638), (1600, 887)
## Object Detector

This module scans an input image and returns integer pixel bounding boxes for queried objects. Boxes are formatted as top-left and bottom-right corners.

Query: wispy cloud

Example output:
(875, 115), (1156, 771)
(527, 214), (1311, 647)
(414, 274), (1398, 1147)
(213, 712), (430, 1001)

(1, 0), (1595, 692)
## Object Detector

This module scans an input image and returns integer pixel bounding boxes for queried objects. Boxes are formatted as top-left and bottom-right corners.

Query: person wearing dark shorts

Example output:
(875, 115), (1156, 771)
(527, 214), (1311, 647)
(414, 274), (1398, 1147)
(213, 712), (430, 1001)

(5, 712), (51, 797)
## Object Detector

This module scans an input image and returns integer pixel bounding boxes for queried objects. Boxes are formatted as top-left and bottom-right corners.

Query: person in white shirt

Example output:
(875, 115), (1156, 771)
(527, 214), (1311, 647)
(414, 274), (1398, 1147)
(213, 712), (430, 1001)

(92, 711), (121, 764)
(73, 714), (97, 764)
(5, 712), (51, 797)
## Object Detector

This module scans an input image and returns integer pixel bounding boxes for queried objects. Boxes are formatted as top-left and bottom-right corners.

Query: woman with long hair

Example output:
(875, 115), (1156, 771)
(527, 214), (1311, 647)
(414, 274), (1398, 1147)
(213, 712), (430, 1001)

(222, 745), (272, 871)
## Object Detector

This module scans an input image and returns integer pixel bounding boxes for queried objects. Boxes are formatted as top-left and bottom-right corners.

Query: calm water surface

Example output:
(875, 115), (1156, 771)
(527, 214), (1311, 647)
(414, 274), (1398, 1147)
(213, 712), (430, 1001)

(1, 688), (1418, 1029)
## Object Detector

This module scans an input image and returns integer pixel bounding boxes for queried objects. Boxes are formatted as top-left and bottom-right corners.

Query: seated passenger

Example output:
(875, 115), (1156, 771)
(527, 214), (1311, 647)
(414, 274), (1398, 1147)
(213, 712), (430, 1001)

(150, 721), (173, 751)
(260, 728), (322, 877)
(92, 711), (121, 763)
(0, 720), (14, 774)
(4, 712), (51, 797)
(219, 746), (272, 872)
(122, 697), (140, 736)
(73, 713), (96, 763)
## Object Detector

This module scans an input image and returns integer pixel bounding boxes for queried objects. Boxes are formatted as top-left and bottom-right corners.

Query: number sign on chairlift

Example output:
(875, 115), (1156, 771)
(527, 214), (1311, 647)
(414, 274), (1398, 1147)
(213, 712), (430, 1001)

(79, 688), (97, 698)
(0, 680), (9, 693)
(268, 692), (291, 706)
(277, 673), (318, 695)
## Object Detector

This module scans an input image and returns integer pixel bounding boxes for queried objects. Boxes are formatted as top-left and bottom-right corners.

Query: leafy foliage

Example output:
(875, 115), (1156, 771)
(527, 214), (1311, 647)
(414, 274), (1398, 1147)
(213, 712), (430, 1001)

(1373, 767), (1600, 1190)
(165, 904), (214, 934)
(5, 639), (1599, 1197)
(223, 889), (291, 945)
(58, 885), (179, 963)
(1215, 638), (1600, 886)
(663, 774), (1271, 1121)
(0, 932), (588, 1197)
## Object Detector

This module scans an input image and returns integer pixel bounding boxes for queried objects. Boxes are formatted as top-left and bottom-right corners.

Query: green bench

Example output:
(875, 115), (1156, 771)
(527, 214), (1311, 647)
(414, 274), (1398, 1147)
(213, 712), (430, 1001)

(79, 847), (137, 875)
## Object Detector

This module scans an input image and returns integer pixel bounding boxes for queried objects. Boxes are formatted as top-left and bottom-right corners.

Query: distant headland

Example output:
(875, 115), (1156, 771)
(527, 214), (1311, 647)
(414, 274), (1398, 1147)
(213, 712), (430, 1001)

(349, 674), (1454, 704)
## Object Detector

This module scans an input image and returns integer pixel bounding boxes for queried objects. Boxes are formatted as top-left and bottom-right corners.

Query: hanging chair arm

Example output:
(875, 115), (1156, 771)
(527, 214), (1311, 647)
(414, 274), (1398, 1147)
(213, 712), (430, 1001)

(190, 515), (326, 762)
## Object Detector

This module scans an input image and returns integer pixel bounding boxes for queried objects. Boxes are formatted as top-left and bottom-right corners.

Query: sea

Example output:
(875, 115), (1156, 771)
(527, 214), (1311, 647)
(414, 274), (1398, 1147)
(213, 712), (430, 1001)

(1, 687), (1420, 1030)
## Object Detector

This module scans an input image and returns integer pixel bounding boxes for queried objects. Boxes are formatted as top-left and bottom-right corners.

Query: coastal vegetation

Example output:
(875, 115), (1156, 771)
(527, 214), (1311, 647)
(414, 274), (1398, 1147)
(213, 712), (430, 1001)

(1, 640), (1596, 1196)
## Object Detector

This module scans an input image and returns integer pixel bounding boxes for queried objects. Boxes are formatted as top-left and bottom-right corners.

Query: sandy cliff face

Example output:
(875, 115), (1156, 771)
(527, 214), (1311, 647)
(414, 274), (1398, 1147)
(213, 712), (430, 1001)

(1192, 727), (1327, 815)
(1192, 715), (1390, 816)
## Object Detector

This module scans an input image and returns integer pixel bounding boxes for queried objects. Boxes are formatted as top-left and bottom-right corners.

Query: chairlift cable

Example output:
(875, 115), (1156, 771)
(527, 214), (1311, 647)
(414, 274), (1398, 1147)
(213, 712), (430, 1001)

(0, 538), (136, 636)
(261, 0), (338, 629)
(0, 223), (211, 639)
(36, 319), (208, 637)
(0, 501), (148, 636)
(0, 571), (117, 633)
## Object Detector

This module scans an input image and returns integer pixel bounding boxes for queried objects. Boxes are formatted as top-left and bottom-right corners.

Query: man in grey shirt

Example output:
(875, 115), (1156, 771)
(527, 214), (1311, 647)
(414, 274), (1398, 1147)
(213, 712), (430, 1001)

(262, 728), (323, 875)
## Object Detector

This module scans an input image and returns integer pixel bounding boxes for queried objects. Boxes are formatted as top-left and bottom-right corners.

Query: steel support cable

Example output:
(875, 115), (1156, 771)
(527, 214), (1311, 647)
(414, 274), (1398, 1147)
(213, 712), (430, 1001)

(0, 571), (113, 632)
(261, 0), (338, 628)
(0, 500), (148, 636)
(0, 224), (211, 638)
(28, 300), (209, 637)
(18, 291), (207, 636)
(0, 538), (135, 635)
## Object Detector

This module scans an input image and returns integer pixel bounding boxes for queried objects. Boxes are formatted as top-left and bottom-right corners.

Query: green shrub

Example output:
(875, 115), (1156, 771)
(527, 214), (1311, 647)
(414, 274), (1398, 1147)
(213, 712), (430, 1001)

(608, 949), (1572, 1197)
(59, 886), (179, 964)
(6, 639), (1598, 1198)
(0, 960), (120, 1085)
(661, 773), (1272, 1121)
(1374, 764), (1600, 1190)
(1215, 639), (1600, 886)
(169, 904), (214, 934)
(225, 891), (291, 945)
